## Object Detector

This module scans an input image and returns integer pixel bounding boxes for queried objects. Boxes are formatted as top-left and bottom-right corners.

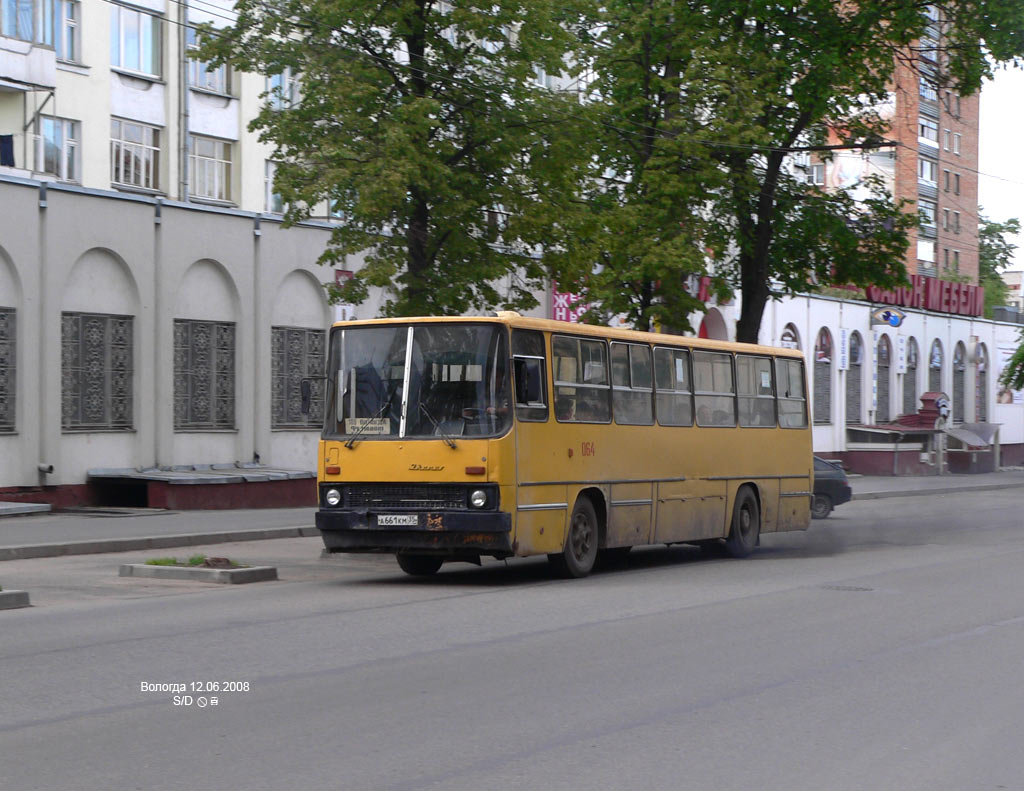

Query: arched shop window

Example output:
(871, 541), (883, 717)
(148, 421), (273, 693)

(976, 344), (988, 422)
(814, 328), (832, 424)
(953, 342), (966, 423)
(780, 323), (800, 350)
(846, 331), (863, 425)
(876, 335), (892, 423)
(929, 339), (943, 393)
(903, 337), (919, 415)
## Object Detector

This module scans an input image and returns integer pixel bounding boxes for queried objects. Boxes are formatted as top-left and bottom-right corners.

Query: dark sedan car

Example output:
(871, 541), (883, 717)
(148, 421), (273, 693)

(812, 456), (852, 519)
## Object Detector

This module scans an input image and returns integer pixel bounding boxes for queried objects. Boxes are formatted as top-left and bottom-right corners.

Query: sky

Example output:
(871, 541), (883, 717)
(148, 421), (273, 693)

(978, 65), (1024, 271)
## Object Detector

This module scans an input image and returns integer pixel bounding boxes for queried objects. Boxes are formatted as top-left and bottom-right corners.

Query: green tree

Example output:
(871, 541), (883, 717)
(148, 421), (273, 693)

(1001, 330), (1024, 392)
(201, 0), (582, 316)
(551, 0), (1024, 342)
(978, 211), (1020, 318)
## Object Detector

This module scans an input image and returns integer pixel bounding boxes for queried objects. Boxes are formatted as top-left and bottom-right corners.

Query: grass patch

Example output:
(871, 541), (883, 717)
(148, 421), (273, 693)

(144, 554), (247, 568)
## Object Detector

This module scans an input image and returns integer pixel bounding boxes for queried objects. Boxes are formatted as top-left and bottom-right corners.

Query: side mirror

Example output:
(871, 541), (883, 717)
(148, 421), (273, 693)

(300, 379), (313, 415)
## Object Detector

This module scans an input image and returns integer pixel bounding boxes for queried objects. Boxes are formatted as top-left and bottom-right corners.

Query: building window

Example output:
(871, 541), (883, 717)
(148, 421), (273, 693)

(918, 239), (935, 266)
(943, 169), (950, 191)
(929, 339), (943, 392)
(173, 319), (235, 430)
(903, 337), (919, 416)
(846, 331), (862, 425)
(111, 118), (160, 190)
(953, 342), (966, 423)
(109, 3), (162, 77)
(1, 0), (55, 44)
(807, 163), (825, 186)
(267, 67), (298, 109)
(33, 115), (78, 182)
(186, 27), (229, 94)
(0, 307), (14, 432)
(814, 328), (832, 424)
(271, 326), (325, 428)
(61, 312), (133, 430)
(780, 323), (800, 350)
(877, 335), (891, 423)
(953, 250), (960, 271)
(953, 173), (960, 195)
(919, 200), (936, 229)
(264, 160), (284, 213)
(942, 208), (950, 230)
(918, 118), (938, 146)
(952, 133), (961, 155)
(189, 135), (232, 202)
(919, 76), (938, 101)
(55, 0), (77, 61)
(918, 157), (937, 186)
(943, 128), (951, 150)
(953, 211), (960, 233)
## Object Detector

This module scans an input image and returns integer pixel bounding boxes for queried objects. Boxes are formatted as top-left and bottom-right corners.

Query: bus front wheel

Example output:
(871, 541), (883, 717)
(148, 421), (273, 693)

(724, 487), (760, 559)
(550, 497), (599, 578)
(396, 554), (444, 576)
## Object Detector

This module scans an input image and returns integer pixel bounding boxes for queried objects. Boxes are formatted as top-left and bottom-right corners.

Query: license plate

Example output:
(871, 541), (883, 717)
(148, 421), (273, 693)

(377, 514), (418, 527)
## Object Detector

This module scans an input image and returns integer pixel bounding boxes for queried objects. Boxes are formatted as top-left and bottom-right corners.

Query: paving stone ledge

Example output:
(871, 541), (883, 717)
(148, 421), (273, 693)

(118, 564), (278, 584)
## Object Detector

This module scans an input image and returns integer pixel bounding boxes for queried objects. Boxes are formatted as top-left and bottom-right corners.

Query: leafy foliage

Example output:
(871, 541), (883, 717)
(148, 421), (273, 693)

(549, 0), (1024, 341)
(201, 0), (584, 316)
(978, 211), (1020, 318)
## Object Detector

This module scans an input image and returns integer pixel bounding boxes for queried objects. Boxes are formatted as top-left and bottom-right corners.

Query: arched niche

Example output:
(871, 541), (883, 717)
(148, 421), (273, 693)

(271, 269), (331, 328)
(175, 259), (239, 322)
(62, 248), (139, 315)
(698, 308), (728, 341)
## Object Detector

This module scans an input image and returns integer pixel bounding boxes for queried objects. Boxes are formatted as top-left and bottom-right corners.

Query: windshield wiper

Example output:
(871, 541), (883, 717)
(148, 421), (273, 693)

(418, 403), (457, 449)
(344, 387), (396, 449)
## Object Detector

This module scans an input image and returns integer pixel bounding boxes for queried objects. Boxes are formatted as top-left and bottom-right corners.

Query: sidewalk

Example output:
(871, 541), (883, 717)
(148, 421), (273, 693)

(1, 470), (1023, 562)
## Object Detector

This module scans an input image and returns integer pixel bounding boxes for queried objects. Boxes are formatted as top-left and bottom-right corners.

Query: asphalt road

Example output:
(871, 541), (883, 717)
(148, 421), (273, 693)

(2, 488), (1024, 790)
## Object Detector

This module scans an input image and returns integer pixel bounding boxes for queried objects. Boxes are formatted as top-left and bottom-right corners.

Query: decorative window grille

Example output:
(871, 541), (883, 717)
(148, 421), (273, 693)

(953, 342), (966, 423)
(976, 345), (988, 422)
(271, 326), (325, 428)
(846, 331), (862, 425)
(877, 335), (891, 423)
(903, 338), (919, 415)
(0, 307), (14, 432)
(814, 328), (832, 424)
(173, 319), (235, 429)
(61, 312), (133, 430)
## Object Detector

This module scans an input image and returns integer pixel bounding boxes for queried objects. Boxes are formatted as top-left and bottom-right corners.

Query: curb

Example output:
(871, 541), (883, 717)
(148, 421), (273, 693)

(0, 526), (320, 562)
(852, 481), (1024, 501)
(119, 564), (278, 584)
(0, 589), (31, 609)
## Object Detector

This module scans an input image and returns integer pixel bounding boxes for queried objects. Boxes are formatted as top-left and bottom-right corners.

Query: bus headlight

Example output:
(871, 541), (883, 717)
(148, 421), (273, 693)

(324, 488), (342, 507)
(469, 489), (487, 509)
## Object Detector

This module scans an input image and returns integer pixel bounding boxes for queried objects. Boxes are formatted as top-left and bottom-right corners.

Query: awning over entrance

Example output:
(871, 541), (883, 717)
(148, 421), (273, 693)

(944, 423), (1000, 448)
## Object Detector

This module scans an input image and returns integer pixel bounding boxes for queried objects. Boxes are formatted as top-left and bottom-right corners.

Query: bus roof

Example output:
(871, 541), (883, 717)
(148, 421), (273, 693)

(329, 313), (805, 359)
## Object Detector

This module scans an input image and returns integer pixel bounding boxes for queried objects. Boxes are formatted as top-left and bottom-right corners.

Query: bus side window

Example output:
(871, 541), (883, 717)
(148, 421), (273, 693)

(514, 356), (548, 422)
(511, 329), (549, 422)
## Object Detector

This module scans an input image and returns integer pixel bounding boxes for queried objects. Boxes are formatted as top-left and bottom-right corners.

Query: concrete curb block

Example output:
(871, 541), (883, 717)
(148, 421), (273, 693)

(853, 481), (1024, 501)
(0, 589), (31, 609)
(118, 564), (278, 584)
(0, 526), (320, 562)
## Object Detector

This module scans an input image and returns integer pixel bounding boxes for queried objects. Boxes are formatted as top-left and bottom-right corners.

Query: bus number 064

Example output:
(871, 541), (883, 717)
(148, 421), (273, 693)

(581, 442), (596, 457)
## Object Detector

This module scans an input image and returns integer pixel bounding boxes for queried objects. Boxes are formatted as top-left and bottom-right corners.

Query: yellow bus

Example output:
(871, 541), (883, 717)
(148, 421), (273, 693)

(309, 313), (812, 577)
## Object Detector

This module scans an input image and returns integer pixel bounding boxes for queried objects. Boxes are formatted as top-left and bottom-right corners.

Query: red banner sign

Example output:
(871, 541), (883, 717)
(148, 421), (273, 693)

(865, 274), (984, 318)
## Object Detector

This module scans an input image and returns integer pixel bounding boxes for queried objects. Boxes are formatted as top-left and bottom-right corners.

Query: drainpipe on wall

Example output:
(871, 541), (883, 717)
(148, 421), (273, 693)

(179, 4), (190, 201)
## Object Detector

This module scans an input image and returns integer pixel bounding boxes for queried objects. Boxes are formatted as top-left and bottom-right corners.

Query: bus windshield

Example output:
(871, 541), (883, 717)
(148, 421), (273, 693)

(325, 323), (511, 440)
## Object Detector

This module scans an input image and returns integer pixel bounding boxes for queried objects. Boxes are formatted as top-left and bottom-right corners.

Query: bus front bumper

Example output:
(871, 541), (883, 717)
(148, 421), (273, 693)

(316, 510), (514, 557)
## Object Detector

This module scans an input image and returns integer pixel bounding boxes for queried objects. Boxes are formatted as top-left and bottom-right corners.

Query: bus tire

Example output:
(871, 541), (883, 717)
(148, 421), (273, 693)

(724, 487), (760, 559)
(550, 497), (599, 578)
(396, 554), (444, 576)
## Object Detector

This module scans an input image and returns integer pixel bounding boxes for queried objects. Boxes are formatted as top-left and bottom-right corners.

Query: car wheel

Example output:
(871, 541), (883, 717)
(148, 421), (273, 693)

(396, 554), (444, 576)
(811, 493), (833, 519)
(549, 497), (599, 578)
(724, 487), (760, 558)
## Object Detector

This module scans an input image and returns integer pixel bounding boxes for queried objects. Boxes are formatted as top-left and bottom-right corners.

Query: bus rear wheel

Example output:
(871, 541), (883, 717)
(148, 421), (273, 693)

(396, 554), (444, 576)
(550, 497), (599, 578)
(724, 487), (760, 559)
